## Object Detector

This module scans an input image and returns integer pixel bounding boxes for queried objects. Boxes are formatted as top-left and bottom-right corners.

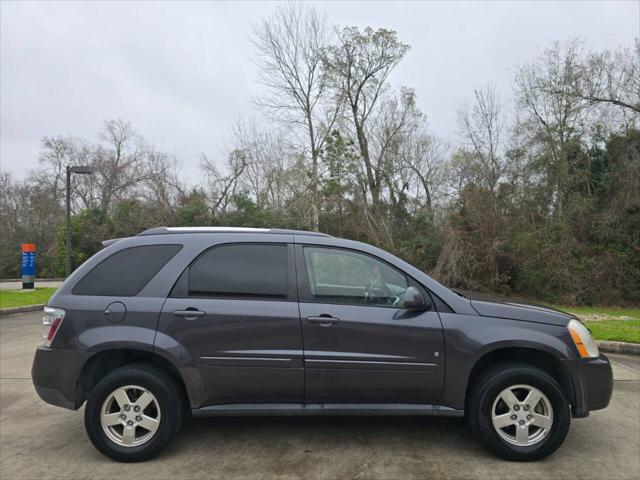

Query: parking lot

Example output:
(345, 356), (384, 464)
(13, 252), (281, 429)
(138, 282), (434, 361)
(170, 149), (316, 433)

(1, 311), (639, 480)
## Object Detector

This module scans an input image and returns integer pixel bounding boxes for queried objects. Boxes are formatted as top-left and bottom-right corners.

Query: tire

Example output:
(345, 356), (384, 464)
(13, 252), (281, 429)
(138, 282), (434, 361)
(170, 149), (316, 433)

(467, 362), (571, 461)
(84, 364), (184, 462)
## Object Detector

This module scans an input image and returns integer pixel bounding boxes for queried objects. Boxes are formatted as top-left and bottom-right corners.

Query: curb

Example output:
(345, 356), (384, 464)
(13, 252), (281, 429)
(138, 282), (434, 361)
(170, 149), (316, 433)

(0, 304), (45, 316)
(597, 340), (640, 356)
(0, 278), (64, 283)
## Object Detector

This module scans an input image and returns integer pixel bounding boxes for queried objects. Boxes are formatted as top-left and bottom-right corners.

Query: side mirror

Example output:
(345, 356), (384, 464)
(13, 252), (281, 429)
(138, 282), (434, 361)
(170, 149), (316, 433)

(404, 286), (431, 310)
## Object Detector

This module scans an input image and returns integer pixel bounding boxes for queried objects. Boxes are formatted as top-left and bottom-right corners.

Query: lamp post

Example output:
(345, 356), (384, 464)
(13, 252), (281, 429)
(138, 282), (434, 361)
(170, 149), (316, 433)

(66, 165), (95, 277)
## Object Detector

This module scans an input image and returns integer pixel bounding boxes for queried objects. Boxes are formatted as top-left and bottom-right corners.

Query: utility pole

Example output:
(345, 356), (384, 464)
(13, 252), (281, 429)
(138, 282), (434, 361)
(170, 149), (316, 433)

(65, 165), (95, 277)
(65, 166), (71, 278)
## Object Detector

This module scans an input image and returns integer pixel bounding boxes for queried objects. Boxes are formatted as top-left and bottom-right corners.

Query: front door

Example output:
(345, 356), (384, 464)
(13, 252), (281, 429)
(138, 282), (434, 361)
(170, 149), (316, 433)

(158, 242), (303, 406)
(297, 245), (444, 404)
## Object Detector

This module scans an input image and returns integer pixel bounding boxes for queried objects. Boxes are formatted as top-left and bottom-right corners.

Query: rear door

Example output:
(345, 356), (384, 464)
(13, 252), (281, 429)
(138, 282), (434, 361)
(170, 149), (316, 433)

(297, 245), (445, 404)
(158, 241), (303, 405)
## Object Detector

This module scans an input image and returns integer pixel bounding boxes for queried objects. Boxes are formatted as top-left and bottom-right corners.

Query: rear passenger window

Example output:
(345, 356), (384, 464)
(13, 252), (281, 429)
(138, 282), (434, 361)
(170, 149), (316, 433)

(73, 244), (182, 296)
(186, 244), (288, 299)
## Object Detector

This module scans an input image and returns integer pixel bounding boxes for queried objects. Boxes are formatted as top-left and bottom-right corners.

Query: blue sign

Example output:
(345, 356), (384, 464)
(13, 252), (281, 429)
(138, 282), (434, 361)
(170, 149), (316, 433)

(21, 244), (36, 288)
(22, 251), (35, 276)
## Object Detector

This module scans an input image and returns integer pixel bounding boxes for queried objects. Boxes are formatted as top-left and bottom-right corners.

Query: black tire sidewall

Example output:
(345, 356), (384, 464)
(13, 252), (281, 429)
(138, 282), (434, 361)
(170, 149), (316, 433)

(471, 366), (571, 461)
(84, 365), (182, 462)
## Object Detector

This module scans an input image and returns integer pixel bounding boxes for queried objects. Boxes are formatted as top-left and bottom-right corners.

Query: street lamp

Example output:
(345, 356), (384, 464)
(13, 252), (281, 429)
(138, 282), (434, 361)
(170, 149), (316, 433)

(66, 165), (95, 277)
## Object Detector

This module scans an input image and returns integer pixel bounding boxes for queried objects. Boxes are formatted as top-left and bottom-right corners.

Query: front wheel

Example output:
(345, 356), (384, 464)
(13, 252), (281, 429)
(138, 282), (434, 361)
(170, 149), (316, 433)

(468, 363), (571, 461)
(84, 364), (183, 462)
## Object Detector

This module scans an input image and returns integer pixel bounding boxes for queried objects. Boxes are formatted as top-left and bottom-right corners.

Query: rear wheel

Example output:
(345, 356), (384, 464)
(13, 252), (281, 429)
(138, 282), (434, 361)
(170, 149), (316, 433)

(468, 363), (571, 461)
(84, 364), (183, 462)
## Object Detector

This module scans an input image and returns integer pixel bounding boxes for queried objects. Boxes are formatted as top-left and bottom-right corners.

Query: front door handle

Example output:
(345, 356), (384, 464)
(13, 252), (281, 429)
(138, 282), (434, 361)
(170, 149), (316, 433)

(173, 309), (205, 319)
(307, 315), (340, 327)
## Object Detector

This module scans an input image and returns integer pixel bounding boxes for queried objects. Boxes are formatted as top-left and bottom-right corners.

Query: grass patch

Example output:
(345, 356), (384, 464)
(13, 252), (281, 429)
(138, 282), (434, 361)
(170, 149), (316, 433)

(551, 305), (640, 321)
(583, 320), (640, 344)
(0, 287), (57, 309)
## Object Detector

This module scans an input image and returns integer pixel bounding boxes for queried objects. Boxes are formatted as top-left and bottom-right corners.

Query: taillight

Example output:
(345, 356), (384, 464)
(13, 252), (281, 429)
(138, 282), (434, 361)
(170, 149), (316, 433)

(42, 307), (65, 347)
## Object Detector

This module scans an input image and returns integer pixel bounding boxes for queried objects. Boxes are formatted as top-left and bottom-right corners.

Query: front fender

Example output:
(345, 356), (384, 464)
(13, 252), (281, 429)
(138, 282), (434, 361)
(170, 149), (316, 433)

(438, 313), (576, 410)
(468, 337), (573, 367)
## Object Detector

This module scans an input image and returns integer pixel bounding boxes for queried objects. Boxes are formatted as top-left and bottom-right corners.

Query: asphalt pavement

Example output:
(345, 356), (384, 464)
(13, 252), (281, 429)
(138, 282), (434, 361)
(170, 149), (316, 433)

(1, 311), (638, 479)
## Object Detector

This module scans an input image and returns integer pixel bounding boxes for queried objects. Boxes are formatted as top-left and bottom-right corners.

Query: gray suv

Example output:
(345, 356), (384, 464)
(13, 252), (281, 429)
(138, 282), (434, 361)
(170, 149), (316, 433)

(32, 227), (613, 462)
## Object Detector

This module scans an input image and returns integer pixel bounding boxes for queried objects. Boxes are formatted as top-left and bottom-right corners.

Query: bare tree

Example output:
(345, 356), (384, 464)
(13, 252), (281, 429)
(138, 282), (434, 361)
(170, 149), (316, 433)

(514, 40), (590, 216)
(140, 149), (185, 225)
(571, 39), (640, 116)
(207, 120), (296, 217)
(200, 149), (246, 216)
(89, 119), (150, 216)
(456, 85), (507, 194)
(370, 88), (423, 206)
(401, 132), (449, 215)
(0, 173), (20, 256)
(322, 26), (409, 206)
(252, 2), (342, 230)
(434, 86), (512, 291)
(34, 135), (78, 203)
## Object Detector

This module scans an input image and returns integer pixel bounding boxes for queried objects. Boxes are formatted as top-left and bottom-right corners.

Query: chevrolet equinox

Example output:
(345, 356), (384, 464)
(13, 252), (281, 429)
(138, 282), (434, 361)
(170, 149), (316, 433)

(32, 227), (613, 462)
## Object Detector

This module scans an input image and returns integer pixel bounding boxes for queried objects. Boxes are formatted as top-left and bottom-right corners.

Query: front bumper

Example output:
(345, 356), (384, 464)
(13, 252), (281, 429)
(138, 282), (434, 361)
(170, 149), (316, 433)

(32, 346), (90, 410)
(564, 354), (613, 418)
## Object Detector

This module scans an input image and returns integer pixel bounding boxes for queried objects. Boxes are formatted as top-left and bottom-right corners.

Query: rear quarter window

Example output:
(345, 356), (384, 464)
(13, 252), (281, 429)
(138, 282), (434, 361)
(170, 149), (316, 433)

(72, 244), (182, 296)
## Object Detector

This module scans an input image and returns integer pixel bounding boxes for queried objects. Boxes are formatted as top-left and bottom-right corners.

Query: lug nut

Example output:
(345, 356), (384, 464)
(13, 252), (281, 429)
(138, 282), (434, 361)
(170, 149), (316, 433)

(120, 414), (126, 420)
(135, 415), (142, 422)
(127, 420), (133, 426)
(513, 405), (520, 411)
(134, 406), (140, 412)
(523, 405), (530, 411)
(527, 414), (532, 420)
(519, 420), (525, 426)
(510, 414), (517, 420)
(124, 405), (131, 411)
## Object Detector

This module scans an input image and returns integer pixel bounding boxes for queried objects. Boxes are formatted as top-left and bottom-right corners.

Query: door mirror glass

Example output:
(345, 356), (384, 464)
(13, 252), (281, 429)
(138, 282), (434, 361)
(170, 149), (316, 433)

(404, 286), (430, 310)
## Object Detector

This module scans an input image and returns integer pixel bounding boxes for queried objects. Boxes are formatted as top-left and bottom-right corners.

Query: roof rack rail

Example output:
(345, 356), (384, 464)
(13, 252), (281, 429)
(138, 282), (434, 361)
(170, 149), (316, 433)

(137, 226), (331, 237)
(101, 237), (125, 247)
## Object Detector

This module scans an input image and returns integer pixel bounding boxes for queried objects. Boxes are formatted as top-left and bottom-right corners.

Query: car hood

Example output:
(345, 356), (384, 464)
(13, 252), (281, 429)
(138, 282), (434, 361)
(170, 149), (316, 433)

(452, 290), (576, 326)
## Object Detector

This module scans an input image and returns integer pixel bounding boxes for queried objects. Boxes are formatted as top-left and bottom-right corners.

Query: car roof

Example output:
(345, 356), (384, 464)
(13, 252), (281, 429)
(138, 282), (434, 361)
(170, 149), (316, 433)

(137, 226), (332, 238)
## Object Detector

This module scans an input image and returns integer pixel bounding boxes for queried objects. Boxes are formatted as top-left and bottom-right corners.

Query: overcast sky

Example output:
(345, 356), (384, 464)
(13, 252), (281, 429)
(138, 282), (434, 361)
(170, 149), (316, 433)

(1, 0), (638, 184)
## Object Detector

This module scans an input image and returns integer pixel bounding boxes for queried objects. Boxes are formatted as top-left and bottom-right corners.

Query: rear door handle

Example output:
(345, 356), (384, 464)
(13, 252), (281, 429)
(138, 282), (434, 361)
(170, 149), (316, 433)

(173, 309), (205, 319)
(307, 315), (340, 327)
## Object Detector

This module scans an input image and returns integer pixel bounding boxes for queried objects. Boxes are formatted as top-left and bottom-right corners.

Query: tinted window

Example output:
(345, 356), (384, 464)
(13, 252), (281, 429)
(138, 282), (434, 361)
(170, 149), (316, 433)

(73, 244), (182, 296)
(304, 247), (408, 307)
(188, 244), (287, 298)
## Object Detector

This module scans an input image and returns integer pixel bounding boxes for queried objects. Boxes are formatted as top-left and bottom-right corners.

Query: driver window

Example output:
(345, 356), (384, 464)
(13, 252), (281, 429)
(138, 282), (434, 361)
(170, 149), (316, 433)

(303, 247), (408, 307)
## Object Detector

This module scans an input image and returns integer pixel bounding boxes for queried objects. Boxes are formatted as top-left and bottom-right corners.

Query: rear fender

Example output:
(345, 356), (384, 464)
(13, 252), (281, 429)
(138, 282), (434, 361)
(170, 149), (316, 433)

(153, 331), (207, 408)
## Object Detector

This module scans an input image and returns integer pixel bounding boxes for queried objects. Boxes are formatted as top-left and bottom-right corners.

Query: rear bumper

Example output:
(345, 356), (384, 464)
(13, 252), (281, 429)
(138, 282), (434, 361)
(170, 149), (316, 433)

(32, 346), (89, 410)
(564, 354), (613, 418)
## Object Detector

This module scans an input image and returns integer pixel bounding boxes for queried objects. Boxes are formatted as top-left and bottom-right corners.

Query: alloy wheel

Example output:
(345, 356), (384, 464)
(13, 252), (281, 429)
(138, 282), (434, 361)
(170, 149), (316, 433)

(491, 384), (553, 447)
(100, 385), (161, 447)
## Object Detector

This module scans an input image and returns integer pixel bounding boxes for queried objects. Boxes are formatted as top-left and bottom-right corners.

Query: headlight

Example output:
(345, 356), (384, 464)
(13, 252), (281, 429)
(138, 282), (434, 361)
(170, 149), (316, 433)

(567, 319), (599, 359)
